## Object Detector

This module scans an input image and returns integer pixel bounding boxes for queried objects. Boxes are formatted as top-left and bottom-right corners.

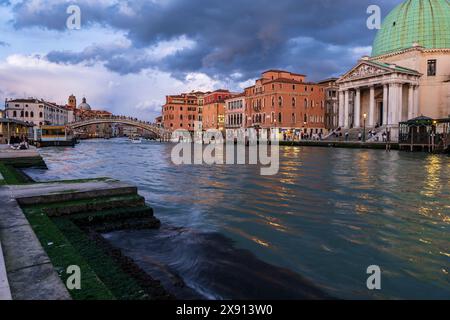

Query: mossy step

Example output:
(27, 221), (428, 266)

(70, 206), (155, 226)
(0, 162), (31, 185)
(44, 195), (146, 217)
(17, 186), (139, 206)
(22, 207), (116, 300)
(52, 218), (152, 300)
(88, 216), (161, 233)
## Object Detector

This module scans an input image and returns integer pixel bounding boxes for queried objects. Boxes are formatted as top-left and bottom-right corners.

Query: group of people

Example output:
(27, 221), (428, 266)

(9, 135), (29, 150)
(282, 132), (323, 142)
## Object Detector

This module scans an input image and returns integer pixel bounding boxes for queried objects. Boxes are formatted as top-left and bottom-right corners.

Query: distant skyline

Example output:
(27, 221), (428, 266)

(0, 0), (399, 120)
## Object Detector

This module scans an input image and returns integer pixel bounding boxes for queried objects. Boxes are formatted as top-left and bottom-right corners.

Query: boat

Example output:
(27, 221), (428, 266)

(129, 135), (142, 144)
(33, 125), (77, 148)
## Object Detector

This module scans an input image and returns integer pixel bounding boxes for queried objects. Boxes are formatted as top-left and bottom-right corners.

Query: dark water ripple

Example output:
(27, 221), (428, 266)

(25, 139), (450, 299)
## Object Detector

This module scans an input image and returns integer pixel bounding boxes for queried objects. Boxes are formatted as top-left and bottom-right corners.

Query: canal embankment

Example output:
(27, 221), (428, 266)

(279, 140), (399, 150)
(0, 147), (170, 300)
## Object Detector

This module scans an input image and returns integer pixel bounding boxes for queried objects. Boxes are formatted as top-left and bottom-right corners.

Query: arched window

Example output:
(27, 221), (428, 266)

(278, 112), (282, 123)
(25, 111), (29, 117)
(20, 111), (24, 117)
(278, 96), (283, 107)
(30, 111), (34, 117)
(271, 97), (275, 107)
(292, 98), (296, 107)
(304, 99), (308, 108)
(13, 111), (17, 117)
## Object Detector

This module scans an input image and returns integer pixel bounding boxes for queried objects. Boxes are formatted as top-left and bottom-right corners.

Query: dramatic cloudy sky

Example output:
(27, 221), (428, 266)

(0, 0), (400, 120)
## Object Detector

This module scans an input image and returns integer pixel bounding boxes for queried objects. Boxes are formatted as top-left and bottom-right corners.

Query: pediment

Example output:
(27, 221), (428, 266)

(338, 62), (390, 82)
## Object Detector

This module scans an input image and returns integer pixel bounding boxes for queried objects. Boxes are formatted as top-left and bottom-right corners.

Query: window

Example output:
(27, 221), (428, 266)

(278, 112), (282, 123)
(30, 111), (34, 117)
(427, 59), (436, 76)
(292, 98), (296, 107)
(304, 99), (308, 108)
(13, 111), (17, 117)
(278, 96), (283, 107)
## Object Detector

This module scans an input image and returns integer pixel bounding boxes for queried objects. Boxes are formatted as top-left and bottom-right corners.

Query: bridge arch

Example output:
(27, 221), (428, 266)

(67, 118), (169, 138)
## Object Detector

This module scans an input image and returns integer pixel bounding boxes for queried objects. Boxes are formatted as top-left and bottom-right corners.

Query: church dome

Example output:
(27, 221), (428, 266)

(372, 0), (450, 57)
(78, 97), (91, 111)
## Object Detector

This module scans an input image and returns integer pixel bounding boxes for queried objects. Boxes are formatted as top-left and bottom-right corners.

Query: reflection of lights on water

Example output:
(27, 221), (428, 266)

(439, 252), (450, 258)
(421, 156), (442, 197)
(419, 238), (432, 244)
(251, 237), (270, 248)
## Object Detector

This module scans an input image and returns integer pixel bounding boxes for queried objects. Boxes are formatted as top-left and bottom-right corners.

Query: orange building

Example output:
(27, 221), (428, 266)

(244, 70), (326, 140)
(162, 91), (206, 132)
(202, 90), (233, 131)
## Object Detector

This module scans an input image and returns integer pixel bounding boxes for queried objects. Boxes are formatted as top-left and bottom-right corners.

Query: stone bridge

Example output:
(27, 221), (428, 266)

(67, 117), (170, 138)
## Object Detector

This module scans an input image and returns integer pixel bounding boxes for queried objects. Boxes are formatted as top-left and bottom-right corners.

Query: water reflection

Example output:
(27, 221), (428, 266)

(25, 139), (450, 299)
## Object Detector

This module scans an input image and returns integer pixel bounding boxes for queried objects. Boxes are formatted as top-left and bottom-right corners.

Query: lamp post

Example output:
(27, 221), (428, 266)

(363, 113), (367, 143)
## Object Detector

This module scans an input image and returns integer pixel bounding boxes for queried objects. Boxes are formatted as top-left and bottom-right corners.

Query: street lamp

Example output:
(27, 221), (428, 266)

(363, 113), (367, 143)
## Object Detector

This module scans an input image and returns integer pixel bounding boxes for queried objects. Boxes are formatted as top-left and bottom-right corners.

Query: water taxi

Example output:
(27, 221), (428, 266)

(34, 125), (77, 148)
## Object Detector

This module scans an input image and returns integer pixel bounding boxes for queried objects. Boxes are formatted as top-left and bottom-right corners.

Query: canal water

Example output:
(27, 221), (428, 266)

(25, 139), (450, 299)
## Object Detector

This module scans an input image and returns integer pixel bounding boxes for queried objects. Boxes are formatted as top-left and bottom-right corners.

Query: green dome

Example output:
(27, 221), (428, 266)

(372, 0), (450, 56)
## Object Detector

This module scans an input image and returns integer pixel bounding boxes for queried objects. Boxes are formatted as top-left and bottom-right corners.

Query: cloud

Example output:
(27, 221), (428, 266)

(5, 0), (399, 81)
(0, 54), (223, 120)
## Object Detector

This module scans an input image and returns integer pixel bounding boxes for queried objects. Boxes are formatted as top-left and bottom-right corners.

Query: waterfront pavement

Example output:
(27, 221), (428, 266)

(0, 145), (40, 160)
(0, 240), (11, 300)
(0, 179), (136, 300)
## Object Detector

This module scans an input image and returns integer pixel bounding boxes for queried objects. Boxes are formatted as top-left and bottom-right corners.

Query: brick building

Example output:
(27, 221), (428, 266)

(202, 90), (233, 131)
(244, 70), (326, 140)
(162, 91), (206, 132)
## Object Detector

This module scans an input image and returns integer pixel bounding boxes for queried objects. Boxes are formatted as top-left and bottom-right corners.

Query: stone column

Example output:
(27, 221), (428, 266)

(408, 84), (414, 120)
(344, 90), (350, 129)
(388, 83), (398, 125)
(338, 90), (345, 128)
(397, 84), (404, 123)
(383, 84), (388, 126)
(369, 86), (375, 127)
(354, 88), (361, 128)
(413, 85), (419, 118)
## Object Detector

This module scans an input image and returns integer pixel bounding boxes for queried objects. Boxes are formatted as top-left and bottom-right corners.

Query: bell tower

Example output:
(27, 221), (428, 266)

(68, 94), (77, 109)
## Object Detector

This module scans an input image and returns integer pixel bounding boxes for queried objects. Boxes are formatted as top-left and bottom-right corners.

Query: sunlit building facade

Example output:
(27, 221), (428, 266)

(244, 70), (326, 140)
(337, 0), (450, 141)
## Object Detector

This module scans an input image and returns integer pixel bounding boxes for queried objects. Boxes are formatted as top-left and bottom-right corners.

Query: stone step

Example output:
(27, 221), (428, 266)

(88, 216), (161, 233)
(16, 185), (138, 206)
(43, 195), (146, 217)
(68, 206), (155, 226)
